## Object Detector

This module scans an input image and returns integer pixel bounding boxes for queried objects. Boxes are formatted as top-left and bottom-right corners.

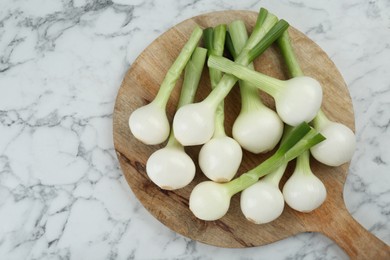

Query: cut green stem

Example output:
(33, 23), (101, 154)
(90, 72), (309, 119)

(177, 47), (207, 108)
(225, 32), (237, 59)
(204, 24), (227, 89)
(277, 31), (303, 77)
(247, 20), (289, 63)
(154, 26), (203, 108)
(203, 24), (227, 137)
(227, 21), (247, 57)
(277, 30), (330, 128)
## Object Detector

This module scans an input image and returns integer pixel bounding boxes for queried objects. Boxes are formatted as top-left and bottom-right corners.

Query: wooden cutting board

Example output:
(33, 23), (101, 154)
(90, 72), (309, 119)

(113, 10), (390, 259)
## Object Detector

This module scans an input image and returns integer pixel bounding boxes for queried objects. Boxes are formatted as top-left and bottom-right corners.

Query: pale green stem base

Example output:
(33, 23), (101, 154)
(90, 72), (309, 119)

(263, 162), (288, 186)
(166, 130), (184, 149)
(295, 150), (311, 175)
(213, 102), (226, 137)
(312, 108), (331, 130)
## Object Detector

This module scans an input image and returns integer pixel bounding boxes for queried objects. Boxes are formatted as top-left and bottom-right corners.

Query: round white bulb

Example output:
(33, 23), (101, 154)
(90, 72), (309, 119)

(199, 136), (242, 182)
(311, 122), (356, 166)
(129, 102), (169, 145)
(233, 108), (283, 153)
(173, 102), (215, 146)
(276, 76), (323, 126)
(240, 181), (284, 224)
(189, 181), (231, 221)
(146, 147), (195, 190)
(282, 172), (327, 212)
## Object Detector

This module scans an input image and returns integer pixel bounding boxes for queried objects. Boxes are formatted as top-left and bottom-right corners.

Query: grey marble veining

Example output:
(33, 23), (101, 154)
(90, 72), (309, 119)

(0, 0), (389, 259)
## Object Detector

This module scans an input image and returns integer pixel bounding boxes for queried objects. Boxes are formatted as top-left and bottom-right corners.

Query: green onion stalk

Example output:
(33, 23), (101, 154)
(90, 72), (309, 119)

(198, 25), (243, 183)
(276, 31), (329, 212)
(146, 47), (207, 190)
(129, 26), (203, 145)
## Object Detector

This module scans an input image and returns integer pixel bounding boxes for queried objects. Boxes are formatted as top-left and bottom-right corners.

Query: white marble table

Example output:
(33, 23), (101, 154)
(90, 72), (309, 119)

(0, 0), (389, 259)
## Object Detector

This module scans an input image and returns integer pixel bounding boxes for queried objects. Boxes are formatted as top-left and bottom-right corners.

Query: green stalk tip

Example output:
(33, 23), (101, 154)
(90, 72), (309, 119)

(247, 19), (289, 62)
(154, 26), (203, 108)
(212, 24), (227, 57)
(203, 27), (214, 54)
(225, 32), (237, 59)
(228, 20), (248, 58)
(277, 122), (312, 155)
(255, 8), (269, 29)
(277, 30), (304, 77)
(177, 47), (207, 108)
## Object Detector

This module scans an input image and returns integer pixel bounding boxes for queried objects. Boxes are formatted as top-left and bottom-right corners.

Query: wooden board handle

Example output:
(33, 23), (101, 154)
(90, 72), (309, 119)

(320, 208), (390, 259)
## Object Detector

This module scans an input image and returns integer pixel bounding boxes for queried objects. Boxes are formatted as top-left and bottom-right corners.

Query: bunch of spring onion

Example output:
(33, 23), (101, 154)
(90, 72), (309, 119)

(189, 122), (325, 220)
(126, 7), (355, 224)
(146, 47), (207, 190)
(236, 29), (330, 220)
(276, 30), (356, 212)
(129, 26), (203, 145)
(198, 25), (242, 182)
(277, 31), (356, 167)
(173, 9), (289, 145)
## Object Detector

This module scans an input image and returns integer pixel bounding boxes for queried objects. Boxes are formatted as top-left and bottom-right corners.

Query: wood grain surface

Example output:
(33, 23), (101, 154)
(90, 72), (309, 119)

(113, 10), (390, 259)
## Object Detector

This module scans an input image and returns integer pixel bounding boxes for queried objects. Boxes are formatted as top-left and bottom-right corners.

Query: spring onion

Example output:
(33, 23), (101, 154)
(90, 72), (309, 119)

(208, 55), (323, 126)
(129, 26), (203, 145)
(173, 9), (289, 145)
(198, 25), (242, 182)
(189, 122), (325, 221)
(276, 32), (326, 212)
(240, 163), (287, 224)
(282, 150), (326, 212)
(146, 47), (207, 190)
(277, 31), (356, 166)
(227, 20), (284, 153)
(311, 111), (356, 166)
